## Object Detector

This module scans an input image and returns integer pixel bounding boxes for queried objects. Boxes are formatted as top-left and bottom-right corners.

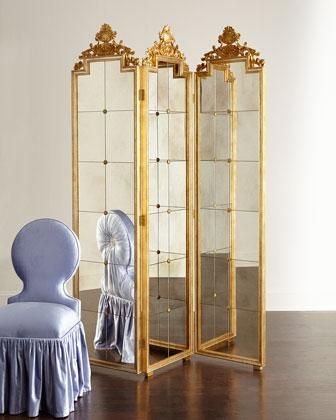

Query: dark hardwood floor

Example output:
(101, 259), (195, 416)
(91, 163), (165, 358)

(2, 312), (336, 420)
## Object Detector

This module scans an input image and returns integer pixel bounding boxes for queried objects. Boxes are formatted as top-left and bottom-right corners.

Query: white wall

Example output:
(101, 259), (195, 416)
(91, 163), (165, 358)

(0, 0), (335, 310)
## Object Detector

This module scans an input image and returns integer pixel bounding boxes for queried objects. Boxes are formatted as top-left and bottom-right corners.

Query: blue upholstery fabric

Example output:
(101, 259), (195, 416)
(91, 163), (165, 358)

(9, 218), (80, 315)
(94, 210), (135, 363)
(0, 302), (79, 338)
(0, 219), (91, 418)
(0, 323), (89, 418)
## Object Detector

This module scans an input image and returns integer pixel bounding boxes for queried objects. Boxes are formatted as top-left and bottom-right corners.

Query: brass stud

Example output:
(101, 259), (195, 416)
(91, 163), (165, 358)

(167, 209), (171, 214)
(156, 158), (160, 163)
(103, 109), (107, 114)
(167, 159), (170, 164)
(156, 250), (161, 254)
(104, 211), (108, 215)
(214, 293), (217, 298)
(103, 160), (108, 165)
(227, 158), (232, 163)
(227, 109), (231, 114)
(104, 261), (108, 266)
(167, 259), (171, 264)
(157, 295), (161, 300)
(156, 111), (159, 116)
(227, 208), (232, 213)
(167, 308), (171, 313)
(214, 112), (217, 116)
(156, 204), (160, 208)
(167, 108), (170, 114)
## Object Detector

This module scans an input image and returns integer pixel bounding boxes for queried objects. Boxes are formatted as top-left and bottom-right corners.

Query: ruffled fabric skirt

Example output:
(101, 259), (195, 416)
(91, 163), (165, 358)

(94, 293), (134, 364)
(0, 322), (91, 418)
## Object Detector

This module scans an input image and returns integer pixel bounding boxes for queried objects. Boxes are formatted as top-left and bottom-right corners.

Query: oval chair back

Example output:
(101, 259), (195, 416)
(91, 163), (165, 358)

(9, 218), (81, 315)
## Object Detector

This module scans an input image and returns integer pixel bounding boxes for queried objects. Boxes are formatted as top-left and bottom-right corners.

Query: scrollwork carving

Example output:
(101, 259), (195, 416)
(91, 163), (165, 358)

(143, 25), (188, 71)
(197, 26), (264, 72)
(73, 24), (138, 71)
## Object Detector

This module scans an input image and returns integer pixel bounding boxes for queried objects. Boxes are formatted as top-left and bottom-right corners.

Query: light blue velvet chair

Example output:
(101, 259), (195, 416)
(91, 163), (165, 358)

(0, 219), (91, 418)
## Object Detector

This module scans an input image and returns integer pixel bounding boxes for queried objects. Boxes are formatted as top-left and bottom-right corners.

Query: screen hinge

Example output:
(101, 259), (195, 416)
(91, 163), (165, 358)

(139, 214), (146, 226)
(138, 88), (145, 101)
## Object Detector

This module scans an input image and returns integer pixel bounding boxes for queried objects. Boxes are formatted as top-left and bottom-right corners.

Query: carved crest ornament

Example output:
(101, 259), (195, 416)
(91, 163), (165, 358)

(74, 24), (138, 71)
(197, 26), (264, 72)
(142, 25), (189, 71)
(73, 24), (264, 72)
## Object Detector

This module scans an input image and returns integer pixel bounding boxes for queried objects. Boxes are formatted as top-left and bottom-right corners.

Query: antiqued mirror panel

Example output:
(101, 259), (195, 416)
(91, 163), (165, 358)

(147, 63), (189, 365)
(75, 56), (137, 368)
(198, 66), (236, 348)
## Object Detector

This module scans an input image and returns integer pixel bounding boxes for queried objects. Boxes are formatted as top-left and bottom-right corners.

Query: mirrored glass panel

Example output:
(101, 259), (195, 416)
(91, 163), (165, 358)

(198, 67), (235, 350)
(76, 58), (136, 368)
(197, 60), (262, 364)
(148, 64), (189, 366)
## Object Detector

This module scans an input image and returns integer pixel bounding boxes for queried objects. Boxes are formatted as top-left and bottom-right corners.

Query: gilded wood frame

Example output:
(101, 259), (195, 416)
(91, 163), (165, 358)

(139, 26), (195, 376)
(72, 24), (141, 373)
(72, 24), (265, 376)
(194, 26), (265, 368)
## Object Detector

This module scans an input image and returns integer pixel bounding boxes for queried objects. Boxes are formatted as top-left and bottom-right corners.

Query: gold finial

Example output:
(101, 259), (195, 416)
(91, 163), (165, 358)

(74, 23), (138, 71)
(219, 26), (240, 45)
(95, 24), (116, 43)
(197, 26), (264, 72)
(143, 25), (188, 71)
(160, 25), (175, 44)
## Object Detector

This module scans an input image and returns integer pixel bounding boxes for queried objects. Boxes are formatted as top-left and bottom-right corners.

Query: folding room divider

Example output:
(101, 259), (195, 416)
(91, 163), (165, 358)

(72, 23), (265, 376)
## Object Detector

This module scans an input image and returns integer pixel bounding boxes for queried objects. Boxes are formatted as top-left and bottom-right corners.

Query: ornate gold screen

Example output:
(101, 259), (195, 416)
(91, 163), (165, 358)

(72, 24), (265, 376)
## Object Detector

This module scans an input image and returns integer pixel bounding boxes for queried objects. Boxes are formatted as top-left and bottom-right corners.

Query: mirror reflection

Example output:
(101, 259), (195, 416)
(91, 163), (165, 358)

(198, 61), (261, 361)
(148, 64), (188, 364)
(77, 59), (136, 366)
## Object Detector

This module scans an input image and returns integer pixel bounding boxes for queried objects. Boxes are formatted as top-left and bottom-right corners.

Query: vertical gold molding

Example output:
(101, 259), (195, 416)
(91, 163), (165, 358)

(259, 67), (266, 368)
(71, 70), (79, 299)
(229, 73), (237, 338)
(187, 72), (195, 354)
(135, 65), (142, 374)
(195, 74), (201, 351)
(139, 65), (149, 374)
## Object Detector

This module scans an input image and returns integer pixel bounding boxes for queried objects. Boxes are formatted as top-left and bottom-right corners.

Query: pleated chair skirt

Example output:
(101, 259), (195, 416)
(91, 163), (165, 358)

(0, 322), (91, 418)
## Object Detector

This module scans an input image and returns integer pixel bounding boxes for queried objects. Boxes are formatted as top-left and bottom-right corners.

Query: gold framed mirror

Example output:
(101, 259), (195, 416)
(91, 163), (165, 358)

(72, 25), (141, 373)
(139, 26), (194, 375)
(195, 26), (265, 369)
(72, 24), (265, 376)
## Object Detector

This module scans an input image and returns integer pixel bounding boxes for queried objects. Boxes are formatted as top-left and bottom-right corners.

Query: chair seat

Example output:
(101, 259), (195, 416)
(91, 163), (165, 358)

(0, 302), (79, 339)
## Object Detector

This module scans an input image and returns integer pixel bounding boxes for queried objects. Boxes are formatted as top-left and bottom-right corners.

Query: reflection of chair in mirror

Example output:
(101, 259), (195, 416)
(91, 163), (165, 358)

(94, 210), (135, 363)
(0, 218), (91, 418)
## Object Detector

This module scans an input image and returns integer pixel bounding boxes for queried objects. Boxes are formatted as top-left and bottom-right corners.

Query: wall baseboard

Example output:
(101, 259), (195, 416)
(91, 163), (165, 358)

(0, 291), (335, 311)
(267, 291), (336, 311)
